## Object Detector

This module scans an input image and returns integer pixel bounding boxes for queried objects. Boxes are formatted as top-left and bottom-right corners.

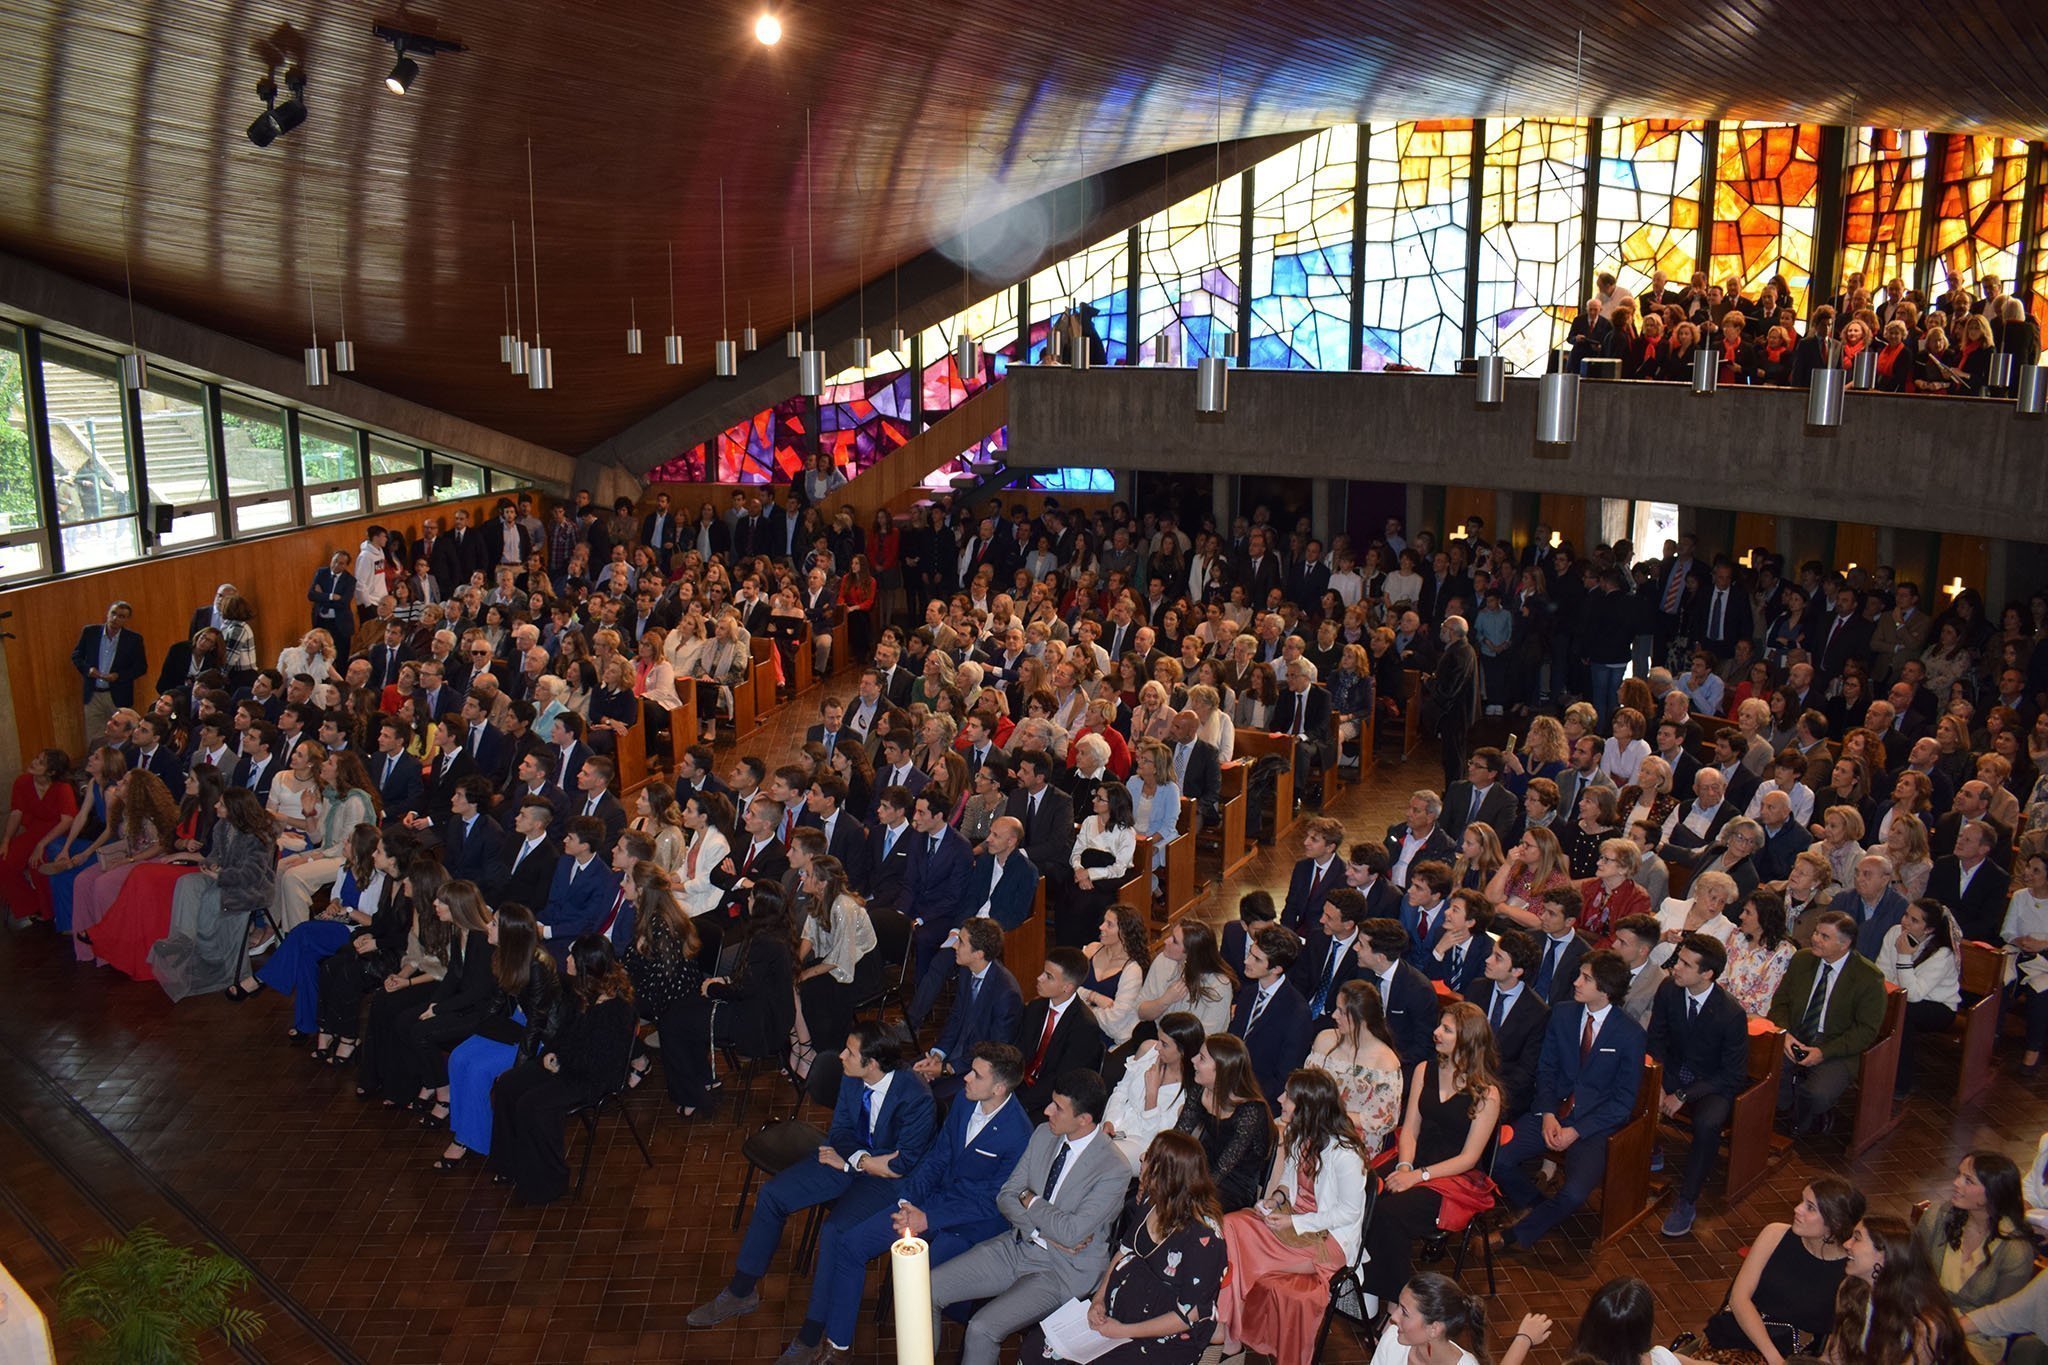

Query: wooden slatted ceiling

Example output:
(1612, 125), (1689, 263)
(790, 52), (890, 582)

(2, 0), (2046, 455)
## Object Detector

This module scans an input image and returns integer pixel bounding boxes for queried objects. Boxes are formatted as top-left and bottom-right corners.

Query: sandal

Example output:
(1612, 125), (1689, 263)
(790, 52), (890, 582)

(223, 981), (259, 1002)
(431, 1145), (471, 1171)
(419, 1101), (450, 1129)
(626, 1057), (649, 1090)
(326, 1040), (357, 1067)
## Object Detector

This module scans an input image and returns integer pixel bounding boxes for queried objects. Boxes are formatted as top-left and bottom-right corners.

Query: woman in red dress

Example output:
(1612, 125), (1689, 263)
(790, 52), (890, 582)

(88, 765), (227, 979)
(1, 749), (76, 928)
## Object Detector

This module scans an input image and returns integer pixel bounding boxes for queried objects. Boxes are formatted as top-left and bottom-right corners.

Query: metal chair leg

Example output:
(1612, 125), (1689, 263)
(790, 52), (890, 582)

(617, 1097), (653, 1168)
(731, 1162), (759, 1230)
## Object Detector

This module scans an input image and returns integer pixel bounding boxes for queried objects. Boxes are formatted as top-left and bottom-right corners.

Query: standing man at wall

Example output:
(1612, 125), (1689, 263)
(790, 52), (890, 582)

(70, 601), (146, 738)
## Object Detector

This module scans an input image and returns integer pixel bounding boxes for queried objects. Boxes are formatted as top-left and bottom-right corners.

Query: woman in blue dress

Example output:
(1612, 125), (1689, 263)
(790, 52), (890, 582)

(435, 902), (563, 1171)
(32, 744), (126, 932)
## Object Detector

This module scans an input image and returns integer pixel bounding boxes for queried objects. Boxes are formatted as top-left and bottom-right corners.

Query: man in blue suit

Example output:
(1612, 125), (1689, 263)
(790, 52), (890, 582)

(71, 601), (147, 734)
(439, 777), (506, 886)
(688, 1024), (938, 1328)
(1530, 885), (1593, 1003)
(1355, 916), (1440, 1067)
(915, 920), (1024, 1103)
(539, 817), (619, 945)
(1494, 948), (1649, 1250)
(901, 790), (975, 984)
(1280, 818), (1348, 933)
(1829, 853), (1910, 957)
(785, 1042), (1033, 1361)
(1229, 925), (1314, 1102)
(1398, 861), (1454, 968)
(1286, 887), (1372, 1026)
(1645, 933), (1750, 1238)
(460, 692), (510, 784)
(907, 818), (1040, 1028)
(370, 717), (425, 823)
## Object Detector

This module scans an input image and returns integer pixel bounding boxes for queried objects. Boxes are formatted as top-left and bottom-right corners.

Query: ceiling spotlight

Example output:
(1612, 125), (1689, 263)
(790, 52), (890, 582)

(373, 24), (465, 96)
(272, 68), (307, 136)
(755, 11), (782, 44)
(247, 76), (279, 146)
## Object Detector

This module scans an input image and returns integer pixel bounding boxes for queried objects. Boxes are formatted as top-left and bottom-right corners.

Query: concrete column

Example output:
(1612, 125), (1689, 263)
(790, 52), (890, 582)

(1405, 484), (1427, 548)
(1874, 527), (1897, 573)
(1494, 490), (1517, 552)
(1776, 517), (1798, 569)
(1312, 480), (1333, 544)
(1212, 475), (1234, 531)
(1988, 539), (2011, 606)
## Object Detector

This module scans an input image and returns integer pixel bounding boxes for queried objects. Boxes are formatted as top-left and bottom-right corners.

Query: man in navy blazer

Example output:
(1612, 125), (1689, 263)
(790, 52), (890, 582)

(1398, 861), (1454, 967)
(71, 602), (148, 726)
(227, 726), (277, 799)
(1494, 948), (1649, 1249)
(862, 787), (916, 906)
(565, 759), (628, 850)
(1286, 888), (1373, 1025)
(539, 818), (620, 945)
(1354, 917), (1440, 1067)
(1229, 925), (1315, 1102)
(131, 716), (188, 791)
(914, 920), (1025, 1102)
(1385, 790), (1457, 887)
(1530, 885), (1593, 1003)
(1473, 929), (1550, 1119)
(791, 1042), (1033, 1358)
(1828, 854), (1911, 957)
(1424, 890), (1495, 998)
(901, 791), (976, 983)
(489, 797), (560, 909)
(438, 778), (507, 886)
(1645, 934), (1751, 1237)
(799, 774), (870, 890)
(369, 718), (425, 823)
(689, 1024), (939, 1329)
(462, 694), (511, 783)
(1280, 817), (1349, 934)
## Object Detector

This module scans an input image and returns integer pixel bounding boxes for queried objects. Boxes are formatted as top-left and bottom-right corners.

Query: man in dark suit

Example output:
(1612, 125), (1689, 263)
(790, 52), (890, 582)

(1926, 820), (2010, 943)
(1475, 929), (1550, 1118)
(1274, 667), (1336, 800)
(1004, 753), (1075, 882)
(1287, 888), (1373, 1025)
(489, 797), (561, 907)
(1829, 852), (1912, 957)
(1751, 790), (1814, 882)
(411, 721), (479, 829)
(71, 601), (147, 733)
(1167, 711), (1222, 824)
(131, 715), (187, 791)
(1233, 529), (1284, 608)
(1530, 885), (1593, 1003)
(364, 621), (413, 692)
(1440, 747), (1520, 844)
(1494, 948), (1649, 1249)
(1356, 917), (1439, 1067)
(1285, 541), (1332, 611)
(1343, 842), (1408, 925)
(539, 817), (621, 946)
(495, 750), (568, 836)
(797, 1041), (1033, 1359)
(1929, 782), (2008, 861)
(1555, 737), (1617, 824)
(1646, 934), (1751, 1237)
(638, 492), (680, 562)
(687, 1024), (937, 1328)
(461, 692), (510, 785)
(565, 756), (627, 850)
(1814, 586), (1875, 683)
(875, 731), (931, 801)
(368, 717), (425, 824)
(438, 777), (507, 886)
(907, 819), (1039, 1028)
(914, 920), (1025, 1103)
(1230, 925), (1315, 1103)
(229, 724), (279, 800)
(1013, 950), (1107, 1116)
(1398, 861), (1454, 968)
(902, 790), (976, 985)
(801, 773), (870, 890)
(1768, 910), (1888, 1133)
(1428, 616), (1480, 792)
(481, 502), (533, 573)
(1689, 561), (1754, 660)
(433, 509), (482, 589)
(1385, 791), (1457, 889)
(874, 648), (916, 709)
(1424, 891), (1495, 998)
(1652, 718), (1703, 803)
(1280, 817), (1348, 934)
(863, 786), (916, 907)
(716, 796), (789, 921)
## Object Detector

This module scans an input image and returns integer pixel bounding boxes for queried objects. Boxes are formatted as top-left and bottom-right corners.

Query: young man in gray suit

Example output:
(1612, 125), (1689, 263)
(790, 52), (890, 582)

(928, 1069), (1131, 1365)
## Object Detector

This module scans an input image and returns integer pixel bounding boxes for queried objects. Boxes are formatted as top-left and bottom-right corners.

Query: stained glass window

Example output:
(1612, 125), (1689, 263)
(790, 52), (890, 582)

(820, 370), (915, 473)
(1930, 135), (2029, 298)
(920, 426), (1011, 491)
(1358, 120), (1472, 372)
(1477, 117), (1587, 374)
(1137, 175), (1243, 364)
(1026, 234), (1128, 366)
(919, 287), (1019, 416)
(1710, 122), (1823, 309)
(1839, 128), (1927, 294)
(1593, 119), (1704, 296)
(1246, 126), (1357, 370)
(655, 395), (814, 485)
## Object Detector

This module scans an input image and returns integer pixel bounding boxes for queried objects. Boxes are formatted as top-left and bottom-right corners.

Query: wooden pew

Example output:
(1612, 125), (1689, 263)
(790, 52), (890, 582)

(750, 636), (780, 721)
(1402, 668), (1425, 760)
(1161, 798), (1199, 924)
(1600, 1059), (1665, 1243)
(1727, 1018), (1786, 1200)
(1207, 760), (1256, 879)
(613, 712), (650, 797)
(1952, 940), (2009, 1107)
(1119, 837), (1157, 921)
(1006, 882), (1048, 1002)
(723, 657), (760, 744)
(1847, 986), (1907, 1158)
(791, 621), (817, 696)
(663, 688), (701, 774)
(1233, 728), (1298, 845)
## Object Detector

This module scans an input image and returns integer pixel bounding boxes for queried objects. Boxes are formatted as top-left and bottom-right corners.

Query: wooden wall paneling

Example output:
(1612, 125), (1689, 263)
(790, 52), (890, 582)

(1732, 512), (1777, 562)
(1833, 523), (1879, 573)
(1937, 533), (1991, 605)
(1442, 486), (1495, 538)
(0, 494), (525, 761)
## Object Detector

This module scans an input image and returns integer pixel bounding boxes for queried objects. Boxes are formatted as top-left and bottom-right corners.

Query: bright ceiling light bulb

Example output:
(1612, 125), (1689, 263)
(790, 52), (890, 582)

(755, 12), (782, 44)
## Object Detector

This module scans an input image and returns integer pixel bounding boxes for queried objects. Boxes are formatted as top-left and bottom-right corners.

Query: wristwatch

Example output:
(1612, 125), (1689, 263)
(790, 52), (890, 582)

(1419, 1168), (1433, 1182)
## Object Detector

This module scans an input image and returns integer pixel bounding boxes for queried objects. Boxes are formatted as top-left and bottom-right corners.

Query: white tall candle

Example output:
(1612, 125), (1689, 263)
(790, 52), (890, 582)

(891, 1233), (934, 1365)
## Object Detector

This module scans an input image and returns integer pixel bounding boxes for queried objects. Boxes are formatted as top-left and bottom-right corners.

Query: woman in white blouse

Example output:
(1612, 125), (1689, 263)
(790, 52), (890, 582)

(1187, 683), (1235, 763)
(1057, 782), (1137, 948)
(1603, 706), (1652, 786)
(1100, 1011), (1204, 1170)
(674, 790), (735, 920)
(276, 629), (338, 686)
(664, 611), (711, 680)
(1077, 905), (1149, 1048)
(1877, 898), (1961, 1096)
(1133, 919), (1237, 1036)
(1653, 869), (1740, 967)
(267, 738), (328, 853)
(795, 855), (878, 1067)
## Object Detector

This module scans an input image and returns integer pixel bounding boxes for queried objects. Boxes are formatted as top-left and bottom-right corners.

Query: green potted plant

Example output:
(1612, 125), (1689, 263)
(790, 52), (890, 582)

(57, 1223), (265, 1365)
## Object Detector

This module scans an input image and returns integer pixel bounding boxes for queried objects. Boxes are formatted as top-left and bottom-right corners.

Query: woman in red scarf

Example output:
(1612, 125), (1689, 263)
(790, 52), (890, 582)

(1715, 313), (1752, 386)
(1623, 312), (1665, 380)
(1956, 313), (1995, 394)
(1751, 325), (1796, 386)
(1838, 318), (1873, 368)
(1873, 319), (1916, 392)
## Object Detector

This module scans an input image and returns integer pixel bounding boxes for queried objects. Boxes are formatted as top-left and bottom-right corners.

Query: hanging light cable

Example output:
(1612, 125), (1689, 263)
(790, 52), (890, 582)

(851, 163), (872, 368)
(1473, 93), (1506, 406)
(886, 260), (905, 354)
(715, 179), (738, 377)
(332, 229), (356, 372)
(525, 138), (553, 389)
(787, 245), (804, 358)
(1150, 151), (1174, 366)
(1534, 32), (1585, 449)
(954, 123), (979, 380)
(119, 208), (148, 391)
(304, 277), (331, 387)
(508, 219), (527, 376)
(627, 297), (643, 356)
(800, 108), (826, 396)
(1195, 60), (1229, 414)
(500, 285), (514, 365)
(665, 242), (683, 364)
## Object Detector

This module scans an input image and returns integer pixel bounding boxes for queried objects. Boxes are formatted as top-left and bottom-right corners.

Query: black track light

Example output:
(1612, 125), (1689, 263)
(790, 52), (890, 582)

(373, 24), (464, 97)
(273, 67), (307, 134)
(247, 75), (279, 146)
(246, 68), (306, 146)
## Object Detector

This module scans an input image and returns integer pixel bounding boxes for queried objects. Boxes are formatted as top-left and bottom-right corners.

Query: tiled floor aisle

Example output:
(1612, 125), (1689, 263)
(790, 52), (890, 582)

(1, 704), (2040, 1362)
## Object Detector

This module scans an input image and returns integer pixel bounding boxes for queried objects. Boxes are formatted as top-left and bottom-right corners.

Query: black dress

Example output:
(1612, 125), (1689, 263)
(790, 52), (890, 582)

(487, 994), (637, 1204)
(1705, 1227), (1849, 1352)
(1021, 1208), (1230, 1365)
(314, 884), (412, 1038)
(1361, 1059), (1480, 1298)
(659, 932), (796, 1109)
(622, 915), (702, 1023)
(1181, 1095), (1273, 1213)
(378, 927), (497, 1098)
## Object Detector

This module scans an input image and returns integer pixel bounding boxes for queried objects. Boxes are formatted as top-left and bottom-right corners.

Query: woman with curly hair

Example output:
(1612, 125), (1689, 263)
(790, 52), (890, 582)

(1077, 903), (1151, 1049)
(1827, 1215), (1969, 1365)
(86, 762), (226, 978)
(68, 768), (181, 959)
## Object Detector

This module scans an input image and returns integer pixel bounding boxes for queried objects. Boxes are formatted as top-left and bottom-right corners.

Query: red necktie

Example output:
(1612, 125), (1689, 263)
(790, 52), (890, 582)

(1580, 1013), (1596, 1064)
(1025, 1005), (1059, 1083)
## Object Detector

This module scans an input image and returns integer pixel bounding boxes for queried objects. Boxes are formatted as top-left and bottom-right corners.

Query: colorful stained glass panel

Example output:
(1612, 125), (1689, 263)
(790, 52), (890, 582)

(1931, 134), (2029, 298)
(1358, 120), (1472, 372)
(1137, 175), (1243, 363)
(1246, 126), (1357, 370)
(1477, 117), (1587, 374)
(1710, 122), (1823, 309)
(1839, 128), (1927, 295)
(1026, 234), (1128, 365)
(1593, 119), (1704, 296)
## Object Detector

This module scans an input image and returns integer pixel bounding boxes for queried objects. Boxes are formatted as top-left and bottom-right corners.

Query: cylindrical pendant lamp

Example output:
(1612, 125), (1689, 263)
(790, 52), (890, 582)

(1535, 353), (1577, 445)
(304, 346), (331, 387)
(1473, 354), (1505, 408)
(799, 348), (826, 396)
(714, 339), (738, 378)
(2016, 364), (2047, 417)
(1195, 355), (1228, 414)
(1691, 347), (1718, 395)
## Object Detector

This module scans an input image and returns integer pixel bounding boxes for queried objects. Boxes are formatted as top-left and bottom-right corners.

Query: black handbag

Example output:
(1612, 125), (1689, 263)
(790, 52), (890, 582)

(1079, 848), (1117, 870)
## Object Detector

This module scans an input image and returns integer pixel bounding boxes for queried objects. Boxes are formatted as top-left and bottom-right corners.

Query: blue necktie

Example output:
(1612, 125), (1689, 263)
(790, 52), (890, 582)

(1538, 938), (1561, 997)
(860, 1086), (876, 1142)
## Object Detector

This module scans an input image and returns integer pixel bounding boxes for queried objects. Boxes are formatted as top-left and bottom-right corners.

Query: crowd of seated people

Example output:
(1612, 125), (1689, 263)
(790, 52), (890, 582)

(1566, 268), (2042, 397)
(20, 479), (2048, 1364)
